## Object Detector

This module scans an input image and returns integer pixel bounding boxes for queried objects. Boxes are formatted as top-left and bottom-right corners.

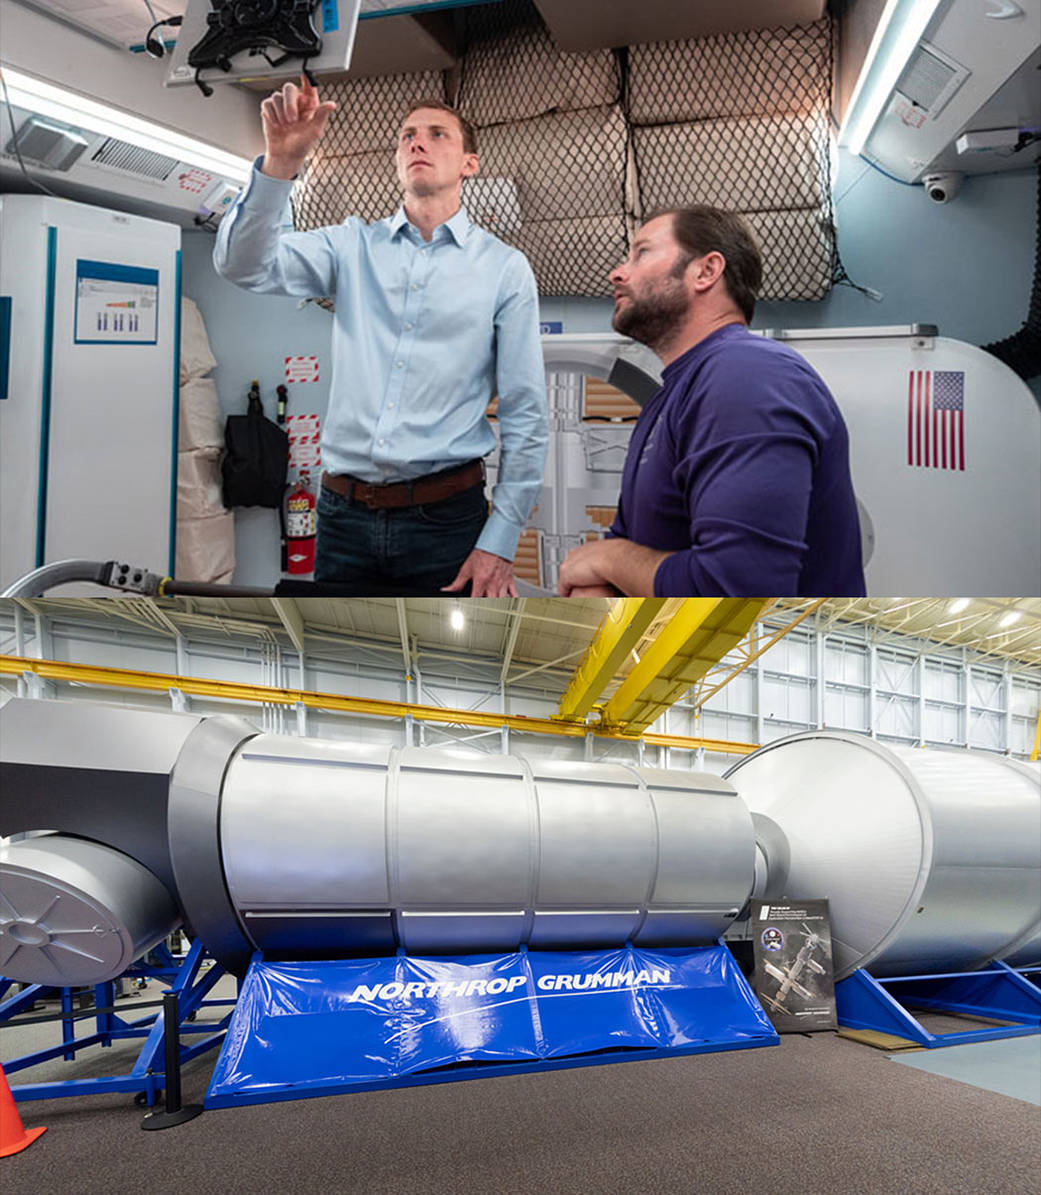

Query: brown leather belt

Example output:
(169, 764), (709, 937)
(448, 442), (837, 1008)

(321, 459), (484, 510)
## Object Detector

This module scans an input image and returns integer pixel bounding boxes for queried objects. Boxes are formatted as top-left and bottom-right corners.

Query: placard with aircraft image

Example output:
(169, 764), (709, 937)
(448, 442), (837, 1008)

(750, 899), (837, 1033)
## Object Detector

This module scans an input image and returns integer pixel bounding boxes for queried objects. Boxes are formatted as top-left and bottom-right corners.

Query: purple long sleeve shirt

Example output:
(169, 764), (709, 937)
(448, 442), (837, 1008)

(611, 323), (866, 597)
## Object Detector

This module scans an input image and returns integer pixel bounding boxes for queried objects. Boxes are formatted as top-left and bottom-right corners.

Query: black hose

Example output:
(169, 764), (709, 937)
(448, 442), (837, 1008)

(982, 164), (1041, 381)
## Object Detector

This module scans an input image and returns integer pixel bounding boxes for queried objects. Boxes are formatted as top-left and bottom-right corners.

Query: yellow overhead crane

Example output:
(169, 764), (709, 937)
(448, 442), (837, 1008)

(556, 598), (766, 737)
(556, 598), (664, 721)
(601, 599), (767, 735)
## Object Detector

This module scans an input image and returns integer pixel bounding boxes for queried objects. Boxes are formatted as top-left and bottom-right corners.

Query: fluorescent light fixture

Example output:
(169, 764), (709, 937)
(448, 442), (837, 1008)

(838, 0), (945, 157)
(947, 598), (970, 614)
(450, 607), (464, 632)
(0, 66), (252, 182)
(998, 610), (1022, 627)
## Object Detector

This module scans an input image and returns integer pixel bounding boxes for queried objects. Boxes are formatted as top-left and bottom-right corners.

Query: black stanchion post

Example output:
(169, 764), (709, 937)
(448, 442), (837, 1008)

(140, 990), (204, 1130)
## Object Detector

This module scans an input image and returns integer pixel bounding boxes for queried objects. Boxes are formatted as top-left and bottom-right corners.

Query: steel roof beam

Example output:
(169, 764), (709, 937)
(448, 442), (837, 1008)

(271, 598), (306, 656)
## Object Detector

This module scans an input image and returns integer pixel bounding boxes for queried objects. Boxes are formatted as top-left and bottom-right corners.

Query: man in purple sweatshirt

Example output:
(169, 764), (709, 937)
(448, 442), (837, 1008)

(557, 207), (866, 597)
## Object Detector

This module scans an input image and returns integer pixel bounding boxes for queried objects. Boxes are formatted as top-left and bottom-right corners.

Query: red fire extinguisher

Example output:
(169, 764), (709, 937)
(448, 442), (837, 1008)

(284, 472), (317, 575)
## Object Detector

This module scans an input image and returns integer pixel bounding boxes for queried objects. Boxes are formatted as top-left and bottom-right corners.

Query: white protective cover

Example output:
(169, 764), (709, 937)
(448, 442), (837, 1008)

(176, 511), (235, 583)
(177, 449), (224, 521)
(180, 296), (217, 383)
(179, 377), (222, 453)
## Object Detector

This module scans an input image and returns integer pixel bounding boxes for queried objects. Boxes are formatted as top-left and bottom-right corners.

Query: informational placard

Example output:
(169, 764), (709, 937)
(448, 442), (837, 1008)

(751, 900), (836, 1032)
(285, 355), (320, 383)
(287, 414), (321, 471)
(74, 260), (159, 345)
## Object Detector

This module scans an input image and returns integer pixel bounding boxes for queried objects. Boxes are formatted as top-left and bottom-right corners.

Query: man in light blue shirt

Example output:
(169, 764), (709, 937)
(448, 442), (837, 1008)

(214, 78), (547, 596)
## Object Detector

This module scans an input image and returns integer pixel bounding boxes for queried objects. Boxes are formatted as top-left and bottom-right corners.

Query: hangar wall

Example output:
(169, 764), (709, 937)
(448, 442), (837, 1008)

(2, 606), (1037, 772)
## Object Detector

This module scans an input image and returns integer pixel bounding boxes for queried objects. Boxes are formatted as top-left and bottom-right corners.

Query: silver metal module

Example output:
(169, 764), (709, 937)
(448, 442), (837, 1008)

(727, 732), (1041, 980)
(2, 700), (1038, 989)
(0, 834), (179, 985)
(216, 730), (755, 965)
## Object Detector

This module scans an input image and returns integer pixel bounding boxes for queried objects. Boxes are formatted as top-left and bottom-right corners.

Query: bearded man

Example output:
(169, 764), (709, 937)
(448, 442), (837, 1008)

(558, 206), (866, 597)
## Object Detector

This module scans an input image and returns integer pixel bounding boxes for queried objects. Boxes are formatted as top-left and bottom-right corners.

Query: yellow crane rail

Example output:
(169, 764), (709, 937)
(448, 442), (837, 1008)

(0, 655), (759, 756)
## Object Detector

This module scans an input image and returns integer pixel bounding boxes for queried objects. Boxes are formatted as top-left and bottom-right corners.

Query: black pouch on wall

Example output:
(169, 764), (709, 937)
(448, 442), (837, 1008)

(221, 385), (289, 508)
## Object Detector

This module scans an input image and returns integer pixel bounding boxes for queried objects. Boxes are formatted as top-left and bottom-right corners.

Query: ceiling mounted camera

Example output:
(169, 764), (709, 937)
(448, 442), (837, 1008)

(922, 171), (964, 204)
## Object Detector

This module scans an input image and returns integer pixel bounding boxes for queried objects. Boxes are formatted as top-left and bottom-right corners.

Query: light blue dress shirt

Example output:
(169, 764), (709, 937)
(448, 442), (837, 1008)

(213, 163), (548, 560)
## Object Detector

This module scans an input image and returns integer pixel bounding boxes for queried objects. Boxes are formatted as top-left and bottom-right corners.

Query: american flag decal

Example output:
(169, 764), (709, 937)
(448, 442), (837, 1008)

(907, 370), (965, 470)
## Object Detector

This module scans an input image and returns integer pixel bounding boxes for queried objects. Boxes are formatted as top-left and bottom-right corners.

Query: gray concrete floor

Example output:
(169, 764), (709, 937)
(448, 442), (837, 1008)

(890, 1034), (1041, 1105)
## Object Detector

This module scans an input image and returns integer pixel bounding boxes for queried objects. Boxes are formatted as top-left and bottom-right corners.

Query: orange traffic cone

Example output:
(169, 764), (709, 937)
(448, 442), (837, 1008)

(0, 1062), (46, 1157)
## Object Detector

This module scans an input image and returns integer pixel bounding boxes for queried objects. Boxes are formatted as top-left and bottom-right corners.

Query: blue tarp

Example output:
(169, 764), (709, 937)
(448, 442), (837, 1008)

(207, 945), (777, 1107)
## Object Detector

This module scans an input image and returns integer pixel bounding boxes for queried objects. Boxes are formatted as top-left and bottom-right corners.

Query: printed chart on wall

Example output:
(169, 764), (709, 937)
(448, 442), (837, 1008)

(74, 260), (159, 345)
(750, 900), (836, 1032)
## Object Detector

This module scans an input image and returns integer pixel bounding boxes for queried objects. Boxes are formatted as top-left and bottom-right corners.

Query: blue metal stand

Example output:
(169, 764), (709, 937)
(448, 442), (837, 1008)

(0, 940), (235, 1104)
(1017, 965), (1040, 990)
(836, 961), (1041, 1048)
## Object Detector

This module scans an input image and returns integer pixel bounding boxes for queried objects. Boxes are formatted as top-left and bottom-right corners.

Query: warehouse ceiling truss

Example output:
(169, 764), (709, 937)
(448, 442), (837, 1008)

(0, 597), (1037, 761)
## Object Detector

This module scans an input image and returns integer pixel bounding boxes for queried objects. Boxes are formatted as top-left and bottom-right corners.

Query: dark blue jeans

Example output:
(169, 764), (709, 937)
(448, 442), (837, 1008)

(314, 482), (487, 592)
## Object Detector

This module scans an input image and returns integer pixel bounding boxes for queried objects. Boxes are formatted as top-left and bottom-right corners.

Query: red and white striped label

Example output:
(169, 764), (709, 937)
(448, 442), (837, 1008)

(285, 355), (319, 383)
(178, 168), (212, 193)
(287, 414), (321, 470)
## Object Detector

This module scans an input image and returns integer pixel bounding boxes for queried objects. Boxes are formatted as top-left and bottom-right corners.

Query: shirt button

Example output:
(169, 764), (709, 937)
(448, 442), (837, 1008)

(379, 439), (386, 446)
(388, 402), (395, 409)
(404, 323), (413, 331)
(396, 360), (404, 368)
(411, 283), (420, 291)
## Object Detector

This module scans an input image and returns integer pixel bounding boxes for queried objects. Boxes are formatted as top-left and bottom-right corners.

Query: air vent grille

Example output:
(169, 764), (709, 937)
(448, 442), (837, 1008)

(895, 43), (967, 119)
(91, 138), (179, 180)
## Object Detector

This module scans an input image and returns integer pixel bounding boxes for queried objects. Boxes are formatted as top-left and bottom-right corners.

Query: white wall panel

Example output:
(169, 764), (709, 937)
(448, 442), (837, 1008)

(824, 639), (868, 686)
(823, 688), (869, 732)
(762, 674), (814, 724)
(925, 660), (963, 703)
(924, 703), (962, 745)
(877, 698), (918, 741)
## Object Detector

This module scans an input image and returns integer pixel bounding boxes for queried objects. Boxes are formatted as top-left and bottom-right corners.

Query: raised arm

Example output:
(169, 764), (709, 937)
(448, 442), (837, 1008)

(214, 76), (343, 298)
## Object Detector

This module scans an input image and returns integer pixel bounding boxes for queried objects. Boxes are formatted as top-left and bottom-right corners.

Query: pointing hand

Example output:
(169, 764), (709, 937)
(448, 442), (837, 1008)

(260, 75), (338, 179)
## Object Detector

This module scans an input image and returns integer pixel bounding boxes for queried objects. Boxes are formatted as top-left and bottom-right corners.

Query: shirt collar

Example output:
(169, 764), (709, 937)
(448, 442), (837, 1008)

(388, 205), (473, 246)
(443, 206), (472, 246)
(661, 322), (748, 382)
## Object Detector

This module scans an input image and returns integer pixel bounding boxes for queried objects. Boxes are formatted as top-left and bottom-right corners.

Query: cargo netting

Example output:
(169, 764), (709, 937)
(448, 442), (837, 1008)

(290, 1), (847, 302)
(627, 17), (843, 301)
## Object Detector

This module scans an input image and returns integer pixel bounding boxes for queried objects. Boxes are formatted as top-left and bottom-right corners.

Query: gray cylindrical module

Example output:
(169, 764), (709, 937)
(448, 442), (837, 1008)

(999, 758), (1041, 967)
(0, 834), (180, 985)
(726, 732), (1041, 981)
(184, 727), (755, 970)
